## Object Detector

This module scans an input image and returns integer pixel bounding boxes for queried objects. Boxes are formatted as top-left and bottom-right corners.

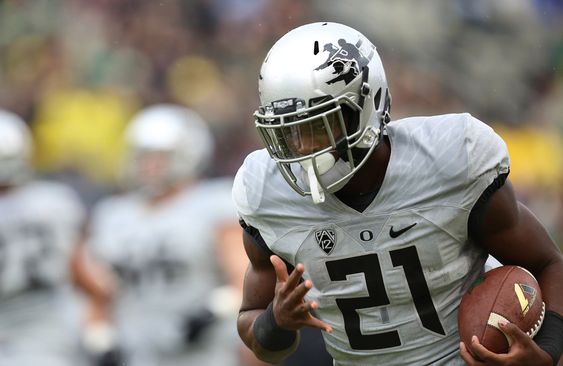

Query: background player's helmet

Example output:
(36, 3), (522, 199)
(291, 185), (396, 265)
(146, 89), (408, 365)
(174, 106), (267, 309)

(124, 104), (214, 196)
(255, 22), (391, 203)
(0, 109), (32, 186)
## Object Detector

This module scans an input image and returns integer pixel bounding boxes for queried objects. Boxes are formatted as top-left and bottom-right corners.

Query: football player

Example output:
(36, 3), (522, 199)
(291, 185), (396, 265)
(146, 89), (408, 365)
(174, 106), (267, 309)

(233, 23), (563, 365)
(0, 109), (86, 366)
(81, 104), (267, 366)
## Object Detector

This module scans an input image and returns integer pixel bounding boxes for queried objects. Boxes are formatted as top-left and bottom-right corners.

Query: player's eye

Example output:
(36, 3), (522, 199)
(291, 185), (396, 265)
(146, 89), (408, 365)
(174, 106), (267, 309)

(312, 120), (327, 131)
(313, 123), (326, 131)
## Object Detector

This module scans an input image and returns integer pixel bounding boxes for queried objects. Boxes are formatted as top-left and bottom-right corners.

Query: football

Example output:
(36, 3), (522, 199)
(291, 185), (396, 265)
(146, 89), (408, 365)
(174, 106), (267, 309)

(458, 265), (545, 355)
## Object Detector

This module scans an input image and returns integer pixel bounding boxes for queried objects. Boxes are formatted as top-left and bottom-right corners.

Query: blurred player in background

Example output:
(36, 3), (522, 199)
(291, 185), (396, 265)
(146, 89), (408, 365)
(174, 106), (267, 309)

(0, 109), (86, 366)
(233, 22), (563, 366)
(79, 104), (267, 366)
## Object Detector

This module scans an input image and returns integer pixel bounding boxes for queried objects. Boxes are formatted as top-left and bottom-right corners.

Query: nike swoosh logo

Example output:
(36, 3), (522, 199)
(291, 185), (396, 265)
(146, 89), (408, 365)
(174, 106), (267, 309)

(389, 223), (417, 238)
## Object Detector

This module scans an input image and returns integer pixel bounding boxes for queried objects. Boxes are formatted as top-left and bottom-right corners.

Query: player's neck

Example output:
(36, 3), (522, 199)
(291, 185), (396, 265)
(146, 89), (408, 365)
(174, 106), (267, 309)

(338, 136), (391, 197)
(145, 179), (195, 208)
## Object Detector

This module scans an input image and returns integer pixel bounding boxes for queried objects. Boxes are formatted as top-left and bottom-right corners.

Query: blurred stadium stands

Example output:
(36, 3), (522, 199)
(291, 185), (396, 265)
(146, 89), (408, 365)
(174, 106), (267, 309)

(0, 0), (561, 244)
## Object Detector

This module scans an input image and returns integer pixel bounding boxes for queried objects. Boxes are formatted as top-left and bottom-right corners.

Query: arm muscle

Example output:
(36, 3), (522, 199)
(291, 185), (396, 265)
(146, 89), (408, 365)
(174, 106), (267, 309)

(472, 179), (563, 315)
(238, 230), (293, 363)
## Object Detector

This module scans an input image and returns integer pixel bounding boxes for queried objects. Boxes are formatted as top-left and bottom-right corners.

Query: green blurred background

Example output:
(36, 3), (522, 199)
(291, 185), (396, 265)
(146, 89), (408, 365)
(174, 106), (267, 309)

(0, 0), (561, 247)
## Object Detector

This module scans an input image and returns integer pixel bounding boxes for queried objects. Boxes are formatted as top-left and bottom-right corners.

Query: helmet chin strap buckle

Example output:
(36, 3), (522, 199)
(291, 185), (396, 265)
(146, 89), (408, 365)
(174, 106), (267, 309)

(307, 165), (325, 204)
(300, 153), (336, 204)
(363, 127), (380, 145)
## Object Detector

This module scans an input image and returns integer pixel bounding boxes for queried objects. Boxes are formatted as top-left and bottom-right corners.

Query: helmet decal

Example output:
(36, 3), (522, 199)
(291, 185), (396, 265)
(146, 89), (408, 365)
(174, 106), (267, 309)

(314, 38), (374, 85)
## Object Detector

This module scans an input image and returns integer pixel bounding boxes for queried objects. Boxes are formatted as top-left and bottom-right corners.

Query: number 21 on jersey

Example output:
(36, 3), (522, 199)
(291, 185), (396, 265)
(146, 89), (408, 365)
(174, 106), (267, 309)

(325, 245), (445, 350)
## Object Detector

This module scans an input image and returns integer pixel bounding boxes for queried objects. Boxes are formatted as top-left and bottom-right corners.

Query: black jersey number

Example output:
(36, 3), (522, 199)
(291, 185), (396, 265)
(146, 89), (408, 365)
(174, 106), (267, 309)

(325, 246), (445, 350)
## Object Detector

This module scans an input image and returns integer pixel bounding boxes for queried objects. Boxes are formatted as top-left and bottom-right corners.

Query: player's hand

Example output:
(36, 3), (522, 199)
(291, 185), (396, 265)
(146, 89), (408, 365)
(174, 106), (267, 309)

(270, 255), (332, 333)
(459, 321), (553, 365)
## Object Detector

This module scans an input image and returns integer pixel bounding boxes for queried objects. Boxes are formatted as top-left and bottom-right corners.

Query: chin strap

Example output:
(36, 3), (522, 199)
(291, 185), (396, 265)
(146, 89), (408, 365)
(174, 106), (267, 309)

(300, 153), (336, 204)
(307, 164), (325, 204)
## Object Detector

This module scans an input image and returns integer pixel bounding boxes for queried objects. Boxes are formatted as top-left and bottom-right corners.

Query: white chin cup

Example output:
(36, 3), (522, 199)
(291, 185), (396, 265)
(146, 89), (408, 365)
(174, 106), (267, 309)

(299, 153), (335, 204)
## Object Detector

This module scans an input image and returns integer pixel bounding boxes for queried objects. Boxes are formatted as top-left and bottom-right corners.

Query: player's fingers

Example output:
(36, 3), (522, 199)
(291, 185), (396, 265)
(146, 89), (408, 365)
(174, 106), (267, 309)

(469, 336), (502, 363)
(302, 315), (333, 333)
(285, 279), (313, 306)
(293, 299), (318, 316)
(459, 342), (474, 365)
(283, 263), (304, 292)
(459, 342), (483, 366)
(270, 255), (289, 282)
(498, 320), (529, 346)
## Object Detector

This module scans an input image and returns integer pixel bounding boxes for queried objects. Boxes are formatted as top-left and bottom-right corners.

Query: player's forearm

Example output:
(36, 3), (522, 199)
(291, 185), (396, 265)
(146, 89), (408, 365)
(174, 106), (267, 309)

(238, 307), (299, 364)
(71, 243), (116, 303)
(536, 256), (563, 315)
(535, 256), (563, 365)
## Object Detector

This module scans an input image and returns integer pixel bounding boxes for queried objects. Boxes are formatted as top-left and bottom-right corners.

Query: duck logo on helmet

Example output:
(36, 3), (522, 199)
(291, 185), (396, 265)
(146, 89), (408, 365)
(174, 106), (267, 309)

(315, 38), (373, 86)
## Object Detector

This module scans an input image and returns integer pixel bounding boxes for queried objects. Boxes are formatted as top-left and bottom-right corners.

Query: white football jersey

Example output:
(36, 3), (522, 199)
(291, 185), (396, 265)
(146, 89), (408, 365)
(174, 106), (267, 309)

(233, 113), (510, 366)
(0, 180), (85, 366)
(88, 177), (241, 366)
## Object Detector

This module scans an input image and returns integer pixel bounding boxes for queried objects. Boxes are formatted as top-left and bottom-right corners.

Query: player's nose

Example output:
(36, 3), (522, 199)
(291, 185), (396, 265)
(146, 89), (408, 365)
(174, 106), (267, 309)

(293, 131), (333, 156)
(295, 139), (325, 156)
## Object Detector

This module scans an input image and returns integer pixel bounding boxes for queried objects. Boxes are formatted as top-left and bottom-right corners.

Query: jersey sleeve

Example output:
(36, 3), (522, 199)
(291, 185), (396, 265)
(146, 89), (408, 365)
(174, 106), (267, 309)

(33, 181), (86, 245)
(184, 177), (242, 237)
(462, 114), (510, 210)
(88, 196), (114, 233)
(232, 150), (279, 247)
(32, 181), (86, 230)
(232, 151), (265, 227)
(86, 195), (124, 260)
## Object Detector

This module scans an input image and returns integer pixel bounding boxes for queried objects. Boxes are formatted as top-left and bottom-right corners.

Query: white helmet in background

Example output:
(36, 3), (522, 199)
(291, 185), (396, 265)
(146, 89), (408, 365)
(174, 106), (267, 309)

(255, 22), (391, 203)
(0, 109), (32, 186)
(124, 104), (214, 196)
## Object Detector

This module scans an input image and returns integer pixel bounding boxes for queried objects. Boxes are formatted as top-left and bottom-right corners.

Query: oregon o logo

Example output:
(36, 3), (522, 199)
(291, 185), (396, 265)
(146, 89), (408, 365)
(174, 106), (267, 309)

(360, 230), (373, 241)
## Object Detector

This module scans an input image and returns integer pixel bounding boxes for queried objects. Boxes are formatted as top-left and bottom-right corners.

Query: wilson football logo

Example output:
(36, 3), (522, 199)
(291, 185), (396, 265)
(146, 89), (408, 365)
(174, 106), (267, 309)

(315, 229), (336, 255)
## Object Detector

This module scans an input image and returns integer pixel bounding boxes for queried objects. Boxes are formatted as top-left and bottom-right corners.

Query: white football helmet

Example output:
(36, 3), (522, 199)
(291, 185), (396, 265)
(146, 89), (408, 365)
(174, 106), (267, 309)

(255, 22), (391, 203)
(124, 104), (214, 196)
(0, 109), (32, 186)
